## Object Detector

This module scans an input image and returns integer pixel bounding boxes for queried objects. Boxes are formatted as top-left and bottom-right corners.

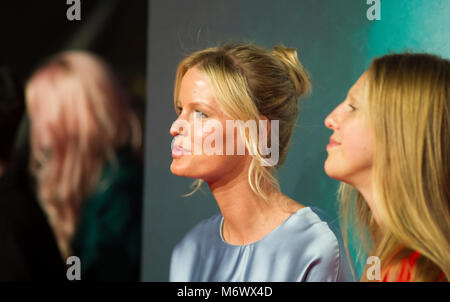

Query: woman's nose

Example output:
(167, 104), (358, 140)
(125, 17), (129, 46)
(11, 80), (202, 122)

(324, 107), (339, 130)
(170, 119), (180, 137)
(170, 118), (188, 137)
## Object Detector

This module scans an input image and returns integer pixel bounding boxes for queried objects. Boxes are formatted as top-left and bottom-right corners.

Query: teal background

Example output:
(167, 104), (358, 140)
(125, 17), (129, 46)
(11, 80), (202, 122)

(142, 0), (450, 281)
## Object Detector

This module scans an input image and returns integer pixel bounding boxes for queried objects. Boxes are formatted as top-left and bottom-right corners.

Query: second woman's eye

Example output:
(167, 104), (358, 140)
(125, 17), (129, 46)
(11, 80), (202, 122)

(348, 104), (357, 111)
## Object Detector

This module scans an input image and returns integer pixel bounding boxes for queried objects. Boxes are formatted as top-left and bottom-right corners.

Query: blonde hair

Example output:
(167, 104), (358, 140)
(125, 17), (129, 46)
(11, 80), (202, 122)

(173, 43), (311, 200)
(340, 53), (450, 281)
(26, 51), (141, 257)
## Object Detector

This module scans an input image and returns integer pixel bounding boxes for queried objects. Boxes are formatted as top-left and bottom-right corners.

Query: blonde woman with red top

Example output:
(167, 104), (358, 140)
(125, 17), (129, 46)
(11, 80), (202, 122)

(324, 53), (449, 282)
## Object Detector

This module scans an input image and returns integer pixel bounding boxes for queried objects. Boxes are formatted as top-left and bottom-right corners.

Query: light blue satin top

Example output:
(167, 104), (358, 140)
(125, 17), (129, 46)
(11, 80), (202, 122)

(169, 207), (355, 282)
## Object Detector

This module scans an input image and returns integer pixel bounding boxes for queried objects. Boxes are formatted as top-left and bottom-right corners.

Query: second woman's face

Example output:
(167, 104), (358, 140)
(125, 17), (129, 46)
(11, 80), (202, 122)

(169, 67), (248, 184)
(324, 72), (375, 189)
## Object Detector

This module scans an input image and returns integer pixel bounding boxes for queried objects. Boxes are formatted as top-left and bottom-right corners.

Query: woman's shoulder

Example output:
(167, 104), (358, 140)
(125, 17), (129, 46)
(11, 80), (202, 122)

(88, 147), (142, 205)
(288, 206), (355, 281)
(281, 198), (338, 240)
(74, 146), (143, 238)
(288, 207), (340, 245)
(102, 147), (142, 185)
(256, 206), (341, 261)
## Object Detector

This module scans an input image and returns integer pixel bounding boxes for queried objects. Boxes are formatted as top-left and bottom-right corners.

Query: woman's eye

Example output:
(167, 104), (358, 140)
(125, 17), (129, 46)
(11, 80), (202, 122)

(348, 104), (357, 111)
(176, 106), (183, 114)
(194, 110), (208, 118)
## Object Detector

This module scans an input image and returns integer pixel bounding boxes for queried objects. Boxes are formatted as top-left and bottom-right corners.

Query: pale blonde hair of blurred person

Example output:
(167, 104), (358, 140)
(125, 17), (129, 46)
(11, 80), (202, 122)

(26, 51), (141, 259)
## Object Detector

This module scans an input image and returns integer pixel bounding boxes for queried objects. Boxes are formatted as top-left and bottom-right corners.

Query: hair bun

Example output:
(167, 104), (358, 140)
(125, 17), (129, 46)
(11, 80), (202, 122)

(272, 45), (311, 97)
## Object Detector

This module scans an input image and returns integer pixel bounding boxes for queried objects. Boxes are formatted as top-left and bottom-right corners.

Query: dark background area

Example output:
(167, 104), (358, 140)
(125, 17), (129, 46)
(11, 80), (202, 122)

(0, 0), (147, 280)
(0, 0), (147, 119)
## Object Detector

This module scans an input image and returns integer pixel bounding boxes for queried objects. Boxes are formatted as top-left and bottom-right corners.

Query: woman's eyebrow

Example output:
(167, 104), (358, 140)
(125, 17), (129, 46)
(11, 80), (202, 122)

(348, 93), (358, 104)
(191, 100), (215, 110)
(178, 99), (215, 111)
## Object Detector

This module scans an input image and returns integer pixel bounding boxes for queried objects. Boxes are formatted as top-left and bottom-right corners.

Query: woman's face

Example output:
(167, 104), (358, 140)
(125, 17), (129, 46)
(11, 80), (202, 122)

(169, 67), (249, 184)
(324, 72), (375, 190)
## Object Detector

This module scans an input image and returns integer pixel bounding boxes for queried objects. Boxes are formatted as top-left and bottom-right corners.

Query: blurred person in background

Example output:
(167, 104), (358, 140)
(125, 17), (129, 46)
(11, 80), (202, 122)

(26, 51), (143, 281)
(0, 66), (65, 281)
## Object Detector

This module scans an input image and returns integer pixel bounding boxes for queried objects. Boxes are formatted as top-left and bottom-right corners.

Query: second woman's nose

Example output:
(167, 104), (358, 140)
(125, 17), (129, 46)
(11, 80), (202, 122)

(324, 110), (337, 130)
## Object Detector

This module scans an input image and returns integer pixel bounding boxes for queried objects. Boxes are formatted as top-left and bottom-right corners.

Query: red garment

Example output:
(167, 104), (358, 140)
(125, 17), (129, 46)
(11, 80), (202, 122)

(382, 251), (445, 282)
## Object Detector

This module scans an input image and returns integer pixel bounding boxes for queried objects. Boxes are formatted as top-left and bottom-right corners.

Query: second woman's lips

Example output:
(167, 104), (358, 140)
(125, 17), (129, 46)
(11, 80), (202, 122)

(327, 137), (341, 149)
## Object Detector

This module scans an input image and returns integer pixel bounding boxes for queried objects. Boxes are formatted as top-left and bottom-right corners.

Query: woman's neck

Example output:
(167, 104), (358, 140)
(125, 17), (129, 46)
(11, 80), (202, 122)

(207, 165), (303, 245)
(355, 178), (383, 227)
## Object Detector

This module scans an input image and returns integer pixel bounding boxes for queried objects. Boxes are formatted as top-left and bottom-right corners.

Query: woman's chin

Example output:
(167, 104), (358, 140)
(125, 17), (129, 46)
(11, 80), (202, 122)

(170, 162), (184, 176)
(323, 159), (335, 178)
(170, 161), (194, 178)
(324, 160), (343, 182)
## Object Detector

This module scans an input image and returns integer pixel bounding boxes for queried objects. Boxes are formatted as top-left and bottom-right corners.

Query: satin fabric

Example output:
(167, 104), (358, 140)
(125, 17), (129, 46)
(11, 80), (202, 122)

(169, 207), (355, 282)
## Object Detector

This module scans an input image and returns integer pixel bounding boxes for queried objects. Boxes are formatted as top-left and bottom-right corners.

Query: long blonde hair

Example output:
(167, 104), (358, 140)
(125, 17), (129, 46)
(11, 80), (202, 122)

(340, 53), (450, 281)
(173, 43), (311, 200)
(26, 51), (141, 257)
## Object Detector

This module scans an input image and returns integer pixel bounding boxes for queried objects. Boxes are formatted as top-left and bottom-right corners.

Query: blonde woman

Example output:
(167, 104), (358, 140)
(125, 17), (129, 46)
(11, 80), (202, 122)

(169, 43), (354, 282)
(26, 51), (142, 281)
(324, 53), (449, 282)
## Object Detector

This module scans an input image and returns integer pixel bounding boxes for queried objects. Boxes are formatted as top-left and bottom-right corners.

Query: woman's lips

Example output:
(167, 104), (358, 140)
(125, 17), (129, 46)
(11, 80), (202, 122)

(171, 136), (191, 158)
(171, 144), (190, 158)
(326, 137), (341, 150)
